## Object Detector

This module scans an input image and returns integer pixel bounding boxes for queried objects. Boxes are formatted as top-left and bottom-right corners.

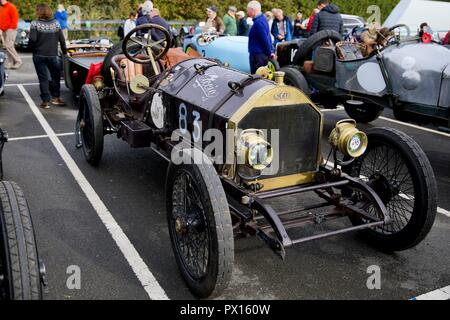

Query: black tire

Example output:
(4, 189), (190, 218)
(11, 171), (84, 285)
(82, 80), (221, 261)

(293, 30), (342, 66)
(343, 128), (437, 252)
(79, 84), (104, 166)
(166, 150), (234, 298)
(280, 66), (311, 96)
(344, 101), (383, 123)
(0, 181), (42, 300)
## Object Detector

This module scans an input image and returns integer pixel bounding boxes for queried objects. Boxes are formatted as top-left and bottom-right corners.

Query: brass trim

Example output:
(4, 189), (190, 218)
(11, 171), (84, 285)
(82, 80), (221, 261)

(257, 172), (316, 191)
(228, 85), (325, 189)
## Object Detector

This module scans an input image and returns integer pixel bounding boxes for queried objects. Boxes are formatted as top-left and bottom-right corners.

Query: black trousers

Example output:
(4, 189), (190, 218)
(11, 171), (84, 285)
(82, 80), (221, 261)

(249, 53), (269, 74)
(33, 55), (61, 103)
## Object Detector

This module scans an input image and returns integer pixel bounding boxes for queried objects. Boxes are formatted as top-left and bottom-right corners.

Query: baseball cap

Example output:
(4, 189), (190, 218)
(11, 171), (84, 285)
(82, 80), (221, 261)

(207, 5), (217, 13)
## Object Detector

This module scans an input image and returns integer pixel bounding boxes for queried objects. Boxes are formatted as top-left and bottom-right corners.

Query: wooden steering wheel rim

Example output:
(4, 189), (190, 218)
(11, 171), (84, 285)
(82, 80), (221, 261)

(122, 23), (171, 64)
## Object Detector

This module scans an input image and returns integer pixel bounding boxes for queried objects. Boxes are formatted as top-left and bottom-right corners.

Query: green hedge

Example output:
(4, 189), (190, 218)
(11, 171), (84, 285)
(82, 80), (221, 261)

(14, 0), (448, 23)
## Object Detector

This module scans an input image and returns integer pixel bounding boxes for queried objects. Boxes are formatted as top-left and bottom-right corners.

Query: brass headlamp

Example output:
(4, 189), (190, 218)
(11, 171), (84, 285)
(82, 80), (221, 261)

(239, 129), (273, 171)
(329, 120), (368, 158)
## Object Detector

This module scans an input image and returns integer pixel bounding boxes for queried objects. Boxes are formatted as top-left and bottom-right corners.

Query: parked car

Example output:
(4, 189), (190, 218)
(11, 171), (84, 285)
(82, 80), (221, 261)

(0, 128), (46, 300)
(15, 19), (31, 50)
(72, 24), (436, 298)
(276, 27), (450, 128)
(62, 38), (113, 95)
(183, 24), (279, 77)
(0, 52), (6, 97)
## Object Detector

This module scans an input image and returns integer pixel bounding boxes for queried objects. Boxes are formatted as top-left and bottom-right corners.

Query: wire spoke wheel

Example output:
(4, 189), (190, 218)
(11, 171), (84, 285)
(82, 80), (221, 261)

(171, 170), (210, 280)
(343, 128), (437, 251)
(166, 151), (233, 298)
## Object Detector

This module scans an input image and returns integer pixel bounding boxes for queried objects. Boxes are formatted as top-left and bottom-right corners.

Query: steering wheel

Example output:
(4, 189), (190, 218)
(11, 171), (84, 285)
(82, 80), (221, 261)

(122, 23), (171, 64)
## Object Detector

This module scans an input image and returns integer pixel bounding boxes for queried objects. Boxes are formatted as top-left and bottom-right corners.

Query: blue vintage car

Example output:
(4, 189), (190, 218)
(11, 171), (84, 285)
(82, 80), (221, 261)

(183, 30), (278, 76)
(0, 52), (6, 97)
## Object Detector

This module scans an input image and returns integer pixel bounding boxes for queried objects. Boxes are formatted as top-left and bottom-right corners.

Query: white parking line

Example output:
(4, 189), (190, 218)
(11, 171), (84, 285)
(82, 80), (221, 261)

(5, 81), (64, 87)
(17, 85), (169, 300)
(320, 107), (450, 138)
(412, 285), (450, 300)
(9, 132), (74, 141)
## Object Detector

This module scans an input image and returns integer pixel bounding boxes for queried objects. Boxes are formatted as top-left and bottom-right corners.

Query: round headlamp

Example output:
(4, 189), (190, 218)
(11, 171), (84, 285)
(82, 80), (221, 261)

(330, 120), (368, 158)
(239, 130), (273, 171)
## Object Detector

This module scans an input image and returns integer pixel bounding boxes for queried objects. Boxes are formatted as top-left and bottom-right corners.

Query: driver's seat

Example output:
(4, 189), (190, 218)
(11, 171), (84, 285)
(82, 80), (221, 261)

(111, 54), (162, 85)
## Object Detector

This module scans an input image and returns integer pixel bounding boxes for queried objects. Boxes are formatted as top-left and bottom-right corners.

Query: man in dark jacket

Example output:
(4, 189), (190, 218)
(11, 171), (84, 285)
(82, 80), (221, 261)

(247, 1), (273, 74)
(310, 0), (343, 35)
(236, 11), (249, 36)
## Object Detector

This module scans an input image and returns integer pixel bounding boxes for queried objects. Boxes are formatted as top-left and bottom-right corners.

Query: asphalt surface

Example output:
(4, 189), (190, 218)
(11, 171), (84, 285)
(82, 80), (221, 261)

(0, 52), (449, 300)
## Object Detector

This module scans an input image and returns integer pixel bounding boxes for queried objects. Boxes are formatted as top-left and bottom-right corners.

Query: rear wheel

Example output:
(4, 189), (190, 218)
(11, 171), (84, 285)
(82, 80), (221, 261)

(166, 151), (234, 298)
(280, 66), (311, 96)
(79, 84), (104, 166)
(344, 101), (383, 123)
(0, 181), (42, 300)
(343, 128), (437, 251)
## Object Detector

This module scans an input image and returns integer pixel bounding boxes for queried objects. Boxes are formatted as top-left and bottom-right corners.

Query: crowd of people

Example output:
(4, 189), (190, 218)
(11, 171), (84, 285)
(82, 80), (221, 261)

(1, 0), (449, 110)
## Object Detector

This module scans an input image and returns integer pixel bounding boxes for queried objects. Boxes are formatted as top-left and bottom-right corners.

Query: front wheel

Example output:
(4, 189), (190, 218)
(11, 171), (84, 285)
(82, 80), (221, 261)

(166, 150), (234, 298)
(0, 181), (42, 300)
(344, 101), (383, 123)
(343, 127), (437, 251)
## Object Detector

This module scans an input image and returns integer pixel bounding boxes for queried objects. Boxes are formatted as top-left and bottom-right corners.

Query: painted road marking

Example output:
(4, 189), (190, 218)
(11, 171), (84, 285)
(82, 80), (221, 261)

(320, 107), (450, 138)
(5, 81), (65, 87)
(18, 85), (169, 300)
(8, 132), (74, 142)
(412, 285), (450, 300)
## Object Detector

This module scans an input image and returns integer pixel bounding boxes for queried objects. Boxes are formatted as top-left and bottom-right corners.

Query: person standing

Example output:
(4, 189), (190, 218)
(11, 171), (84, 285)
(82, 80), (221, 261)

(29, 3), (67, 109)
(223, 6), (237, 36)
(310, 0), (344, 36)
(124, 11), (137, 37)
(136, 0), (153, 36)
(236, 11), (249, 36)
(271, 9), (292, 46)
(247, 1), (274, 74)
(54, 4), (68, 42)
(205, 5), (225, 34)
(0, 0), (22, 69)
(306, 8), (320, 34)
(293, 12), (307, 39)
(149, 8), (171, 41)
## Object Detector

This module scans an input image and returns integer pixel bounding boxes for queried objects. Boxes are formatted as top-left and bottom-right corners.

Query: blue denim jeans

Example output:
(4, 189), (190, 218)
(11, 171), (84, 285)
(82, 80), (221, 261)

(33, 55), (61, 103)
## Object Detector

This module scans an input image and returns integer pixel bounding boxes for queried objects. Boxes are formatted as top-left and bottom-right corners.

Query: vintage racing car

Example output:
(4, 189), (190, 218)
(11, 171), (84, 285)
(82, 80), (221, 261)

(0, 128), (45, 300)
(0, 52), (6, 97)
(75, 24), (437, 298)
(276, 27), (450, 128)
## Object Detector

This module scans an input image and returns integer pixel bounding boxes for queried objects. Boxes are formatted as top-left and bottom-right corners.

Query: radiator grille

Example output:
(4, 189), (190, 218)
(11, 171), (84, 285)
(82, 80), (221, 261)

(239, 104), (321, 178)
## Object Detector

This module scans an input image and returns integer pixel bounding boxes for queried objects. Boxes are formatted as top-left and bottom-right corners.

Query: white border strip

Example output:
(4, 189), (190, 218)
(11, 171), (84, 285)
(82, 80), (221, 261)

(17, 85), (169, 300)
(320, 107), (450, 138)
(412, 285), (450, 300)
(9, 132), (74, 142)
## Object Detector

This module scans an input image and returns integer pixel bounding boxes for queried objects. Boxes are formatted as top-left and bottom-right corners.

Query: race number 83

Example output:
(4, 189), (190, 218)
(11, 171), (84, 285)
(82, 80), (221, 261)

(179, 103), (201, 143)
